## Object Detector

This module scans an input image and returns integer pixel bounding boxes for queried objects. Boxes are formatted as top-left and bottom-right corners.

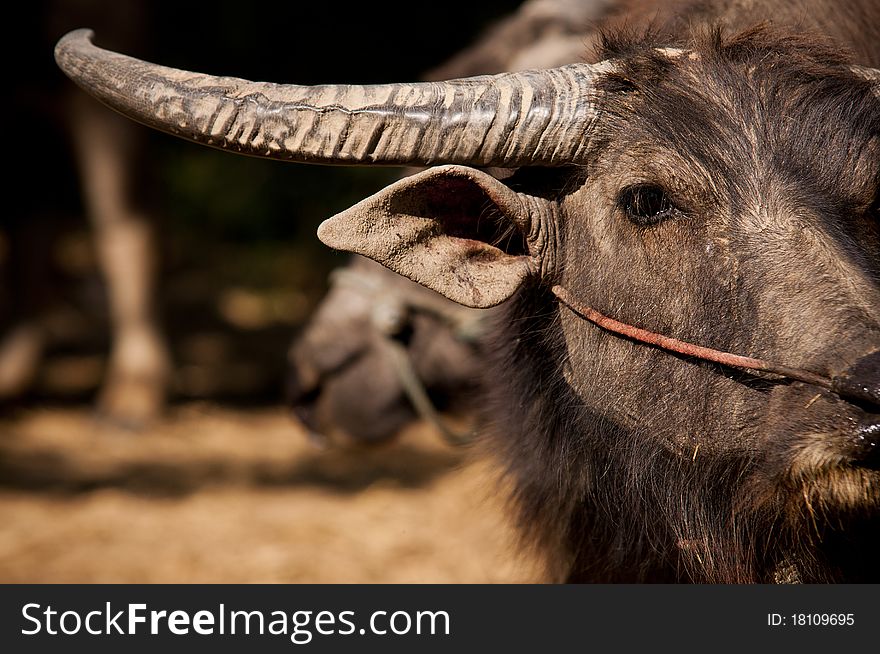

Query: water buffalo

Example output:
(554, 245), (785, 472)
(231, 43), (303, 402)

(55, 0), (880, 582)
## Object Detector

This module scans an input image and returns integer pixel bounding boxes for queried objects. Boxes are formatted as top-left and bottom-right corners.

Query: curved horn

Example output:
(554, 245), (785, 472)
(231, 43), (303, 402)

(55, 29), (613, 168)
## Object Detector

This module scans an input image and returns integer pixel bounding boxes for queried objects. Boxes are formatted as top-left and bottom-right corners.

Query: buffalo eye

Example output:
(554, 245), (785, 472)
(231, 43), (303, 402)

(618, 184), (676, 226)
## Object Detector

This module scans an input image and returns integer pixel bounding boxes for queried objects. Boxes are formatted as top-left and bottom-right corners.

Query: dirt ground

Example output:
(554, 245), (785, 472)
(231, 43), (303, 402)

(0, 405), (543, 583)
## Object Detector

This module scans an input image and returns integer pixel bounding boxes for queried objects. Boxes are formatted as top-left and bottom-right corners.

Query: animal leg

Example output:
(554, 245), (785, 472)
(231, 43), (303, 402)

(70, 94), (170, 427)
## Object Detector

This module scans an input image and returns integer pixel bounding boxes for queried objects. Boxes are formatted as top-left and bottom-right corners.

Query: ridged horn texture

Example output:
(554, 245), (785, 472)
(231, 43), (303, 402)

(55, 29), (614, 168)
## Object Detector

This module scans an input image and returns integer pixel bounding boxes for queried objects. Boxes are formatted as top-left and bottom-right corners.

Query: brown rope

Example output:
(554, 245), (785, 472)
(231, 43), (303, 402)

(551, 285), (833, 390)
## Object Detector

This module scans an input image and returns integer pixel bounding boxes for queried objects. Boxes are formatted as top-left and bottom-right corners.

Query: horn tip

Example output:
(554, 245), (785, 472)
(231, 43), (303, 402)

(54, 28), (96, 68)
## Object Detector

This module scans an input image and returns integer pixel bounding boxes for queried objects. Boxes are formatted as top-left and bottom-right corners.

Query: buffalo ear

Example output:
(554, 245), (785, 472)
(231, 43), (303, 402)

(317, 165), (536, 308)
